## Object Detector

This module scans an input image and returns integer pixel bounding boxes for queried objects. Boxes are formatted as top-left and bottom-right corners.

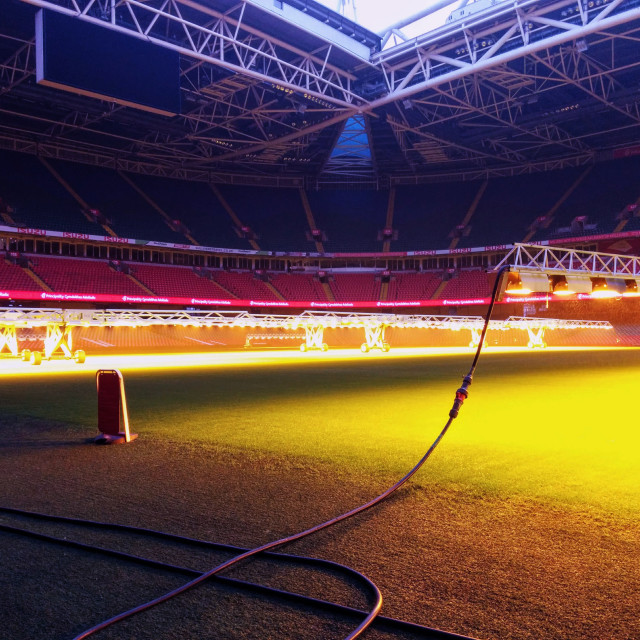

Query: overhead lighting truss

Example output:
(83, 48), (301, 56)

(497, 243), (640, 279)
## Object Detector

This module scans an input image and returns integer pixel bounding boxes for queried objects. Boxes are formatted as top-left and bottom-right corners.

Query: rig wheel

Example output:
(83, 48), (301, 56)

(360, 343), (369, 353)
(321, 343), (329, 352)
(21, 349), (31, 361)
(382, 342), (390, 352)
(30, 351), (42, 366)
(300, 344), (307, 352)
(74, 349), (86, 364)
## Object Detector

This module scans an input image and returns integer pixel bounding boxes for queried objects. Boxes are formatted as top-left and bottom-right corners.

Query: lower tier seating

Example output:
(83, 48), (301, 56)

(131, 264), (234, 299)
(330, 273), (382, 302)
(30, 257), (146, 295)
(2, 254), (505, 305)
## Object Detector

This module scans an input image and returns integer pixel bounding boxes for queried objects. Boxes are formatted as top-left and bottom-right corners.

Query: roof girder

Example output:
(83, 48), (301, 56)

(20, 0), (362, 107)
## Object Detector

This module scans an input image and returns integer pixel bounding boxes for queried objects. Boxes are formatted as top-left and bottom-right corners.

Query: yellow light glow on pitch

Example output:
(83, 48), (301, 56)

(0, 347), (471, 376)
(0, 345), (635, 378)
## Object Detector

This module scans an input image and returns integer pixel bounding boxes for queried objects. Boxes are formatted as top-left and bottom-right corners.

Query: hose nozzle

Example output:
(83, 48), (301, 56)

(449, 374), (472, 419)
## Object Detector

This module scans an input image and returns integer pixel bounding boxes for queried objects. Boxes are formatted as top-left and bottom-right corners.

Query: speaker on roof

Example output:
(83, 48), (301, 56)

(377, 228), (398, 241)
(306, 229), (327, 242)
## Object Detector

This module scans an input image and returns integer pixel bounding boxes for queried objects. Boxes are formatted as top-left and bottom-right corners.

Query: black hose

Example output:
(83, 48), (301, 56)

(448, 266), (510, 420)
(0, 518), (477, 639)
(71, 419), (457, 639)
(0, 505), (381, 612)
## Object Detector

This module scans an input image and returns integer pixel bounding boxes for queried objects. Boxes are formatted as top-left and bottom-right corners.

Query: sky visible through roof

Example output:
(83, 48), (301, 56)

(318, 0), (463, 172)
(314, 0), (458, 39)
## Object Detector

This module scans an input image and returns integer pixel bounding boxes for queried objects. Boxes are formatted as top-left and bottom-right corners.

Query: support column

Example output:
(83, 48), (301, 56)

(43, 323), (86, 362)
(0, 325), (19, 356)
(526, 327), (547, 349)
(361, 324), (390, 352)
(300, 325), (328, 352)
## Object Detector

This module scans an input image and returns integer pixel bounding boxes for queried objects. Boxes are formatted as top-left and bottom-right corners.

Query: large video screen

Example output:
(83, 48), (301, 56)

(36, 9), (181, 116)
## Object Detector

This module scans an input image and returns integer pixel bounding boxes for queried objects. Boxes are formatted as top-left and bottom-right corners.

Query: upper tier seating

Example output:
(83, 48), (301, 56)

(307, 190), (387, 252)
(270, 273), (328, 301)
(128, 175), (244, 249)
(393, 182), (480, 250)
(31, 257), (146, 295)
(539, 156), (640, 240)
(49, 160), (187, 243)
(217, 185), (312, 252)
(458, 168), (585, 248)
(131, 264), (235, 299)
(330, 273), (381, 302)
(0, 151), (101, 235)
(3, 149), (639, 253)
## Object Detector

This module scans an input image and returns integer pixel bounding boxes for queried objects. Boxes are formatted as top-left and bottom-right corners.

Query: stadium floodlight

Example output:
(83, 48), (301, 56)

(567, 275), (593, 294)
(497, 245), (640, 299)
(623, 279), (640, 297)
(550, 275), (572, 296)
(549, 274), (616, 296)
(590, 278), (627, 299)
(556, 274), (593, 295)
(504, 271), (549, 295)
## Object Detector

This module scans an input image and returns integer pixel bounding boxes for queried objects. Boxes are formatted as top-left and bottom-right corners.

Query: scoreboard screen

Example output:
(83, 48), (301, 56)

(36, 9), (181, 117)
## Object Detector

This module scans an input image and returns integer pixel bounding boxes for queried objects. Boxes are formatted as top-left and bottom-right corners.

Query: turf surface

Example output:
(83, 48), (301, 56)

(1, 347), (639, 639)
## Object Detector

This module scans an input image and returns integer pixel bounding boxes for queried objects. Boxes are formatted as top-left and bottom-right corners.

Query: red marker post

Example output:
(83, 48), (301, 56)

(95, 369), (137, 444)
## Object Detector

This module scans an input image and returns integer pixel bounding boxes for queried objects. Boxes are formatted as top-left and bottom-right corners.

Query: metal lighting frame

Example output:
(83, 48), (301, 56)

(0, 306), (613, 361)
(496, 243), (640, 278)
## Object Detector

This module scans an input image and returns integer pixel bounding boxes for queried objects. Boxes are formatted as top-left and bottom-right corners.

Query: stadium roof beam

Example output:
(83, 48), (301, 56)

(388, 153), (595, 185)
(20, 0), (366, 108)
(0, 40), (35, 97)
(406, 77), (593, 160)
(175, 83), (342, 157)
(369, 0), (640, 108)
(384, 111), (527, 168)
(4, 0), (640, 183)
(377, 0), (463, 48)
(529, 46), (640, 125)
(41, 103), (126, 140)
(0, 129), (308, 187)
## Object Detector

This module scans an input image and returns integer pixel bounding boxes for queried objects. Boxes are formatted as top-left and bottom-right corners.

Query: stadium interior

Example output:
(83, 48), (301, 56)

(2, 0), (640, 639)
(2, 0), (640, 336)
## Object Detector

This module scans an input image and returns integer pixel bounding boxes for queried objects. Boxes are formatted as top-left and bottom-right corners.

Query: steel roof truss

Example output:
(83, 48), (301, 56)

(0, 40), (35, 97)
(20, 0), (361, 107)
(371, 0), (640, 108)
